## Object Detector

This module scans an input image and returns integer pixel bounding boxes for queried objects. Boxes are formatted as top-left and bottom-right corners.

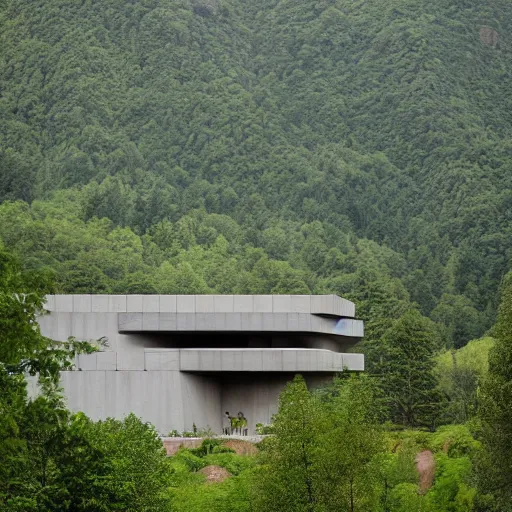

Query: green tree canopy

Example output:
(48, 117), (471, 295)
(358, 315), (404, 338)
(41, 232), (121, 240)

(371, 310), (443, 429)
(479, 272), (512, 510)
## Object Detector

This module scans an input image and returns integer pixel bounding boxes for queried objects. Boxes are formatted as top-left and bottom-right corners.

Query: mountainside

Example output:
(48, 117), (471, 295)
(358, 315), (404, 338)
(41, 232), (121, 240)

(1, 0), (512, 348)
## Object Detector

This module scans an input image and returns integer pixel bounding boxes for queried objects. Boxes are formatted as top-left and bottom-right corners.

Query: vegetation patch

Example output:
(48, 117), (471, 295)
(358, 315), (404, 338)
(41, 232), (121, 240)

(1, 0), (512, 508)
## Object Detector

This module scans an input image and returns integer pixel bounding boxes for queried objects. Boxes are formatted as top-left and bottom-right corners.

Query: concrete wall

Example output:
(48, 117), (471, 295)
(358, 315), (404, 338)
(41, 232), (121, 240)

(220, 373), (332, 432)
(181, 372), (222, 432)
(58, 369), (334, 434)
(33, 368), (335, 434)
(221, 375), (290, 430)
(36, 295), (364, 435)
(59, 370), (222, 434)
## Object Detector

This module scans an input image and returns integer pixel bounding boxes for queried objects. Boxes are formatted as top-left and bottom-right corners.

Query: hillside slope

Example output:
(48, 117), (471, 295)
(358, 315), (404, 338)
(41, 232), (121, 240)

(1, 0), (511, 347)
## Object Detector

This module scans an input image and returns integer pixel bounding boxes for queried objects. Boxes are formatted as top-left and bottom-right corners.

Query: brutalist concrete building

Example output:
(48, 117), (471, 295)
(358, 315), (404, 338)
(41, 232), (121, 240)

(38, 294), (364, 434)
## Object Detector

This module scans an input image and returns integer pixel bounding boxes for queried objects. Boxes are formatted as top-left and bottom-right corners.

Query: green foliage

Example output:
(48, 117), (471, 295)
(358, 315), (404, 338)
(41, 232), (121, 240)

(173, 450), (207, 472)
(0, 247), (172, 511)
(255, 422), (274, 435)
(437, 338), (495, 381)
(189, 438), (234, 457)
(0, 248), (104, 510)
(381, 426), (483, 512)
(436, 338), (495, 423)
(317, 376), (386, 511)
(479, 272), (512, 510)
(1, 0), (512, 508)
(254, 375), (385, 512)
(203, 453), (255, 476)
(431, 425), (481, 459)
(168, 429), (201, 438)
(170, 470), (253, 512)
(372, 310), (443, 428)
(1, 401), (173, 511)
(167, 444), (255, 512)
(2, 0), (512, 349)
(253, 375), (321, 512)
(82, 413), (172, 511)
(426, 454), (476, 512)
(0, 247), (54, 366)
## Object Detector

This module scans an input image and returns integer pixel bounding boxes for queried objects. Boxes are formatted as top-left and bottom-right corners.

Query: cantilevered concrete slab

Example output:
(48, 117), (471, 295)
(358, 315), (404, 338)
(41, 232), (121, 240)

(38, 295), (365, 434)
(118, 313), (363, 337)
(142, 348), (364, 372)
(46, 294), (356, 317)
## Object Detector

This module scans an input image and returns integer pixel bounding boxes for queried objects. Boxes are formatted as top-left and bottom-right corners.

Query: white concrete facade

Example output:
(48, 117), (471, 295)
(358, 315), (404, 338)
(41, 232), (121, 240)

(38, 295), (364, 434)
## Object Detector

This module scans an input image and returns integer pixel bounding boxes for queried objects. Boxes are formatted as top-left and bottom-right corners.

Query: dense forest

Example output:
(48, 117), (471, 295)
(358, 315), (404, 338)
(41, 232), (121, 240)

(2, 0), (512, 348)
(1, 251), (511, 511)
(1, 0), (512, 510)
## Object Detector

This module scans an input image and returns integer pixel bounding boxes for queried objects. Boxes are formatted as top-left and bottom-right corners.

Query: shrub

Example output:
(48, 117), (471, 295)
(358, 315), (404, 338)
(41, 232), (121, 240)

(203, 453), (256, 476)
(431, 425), (481, 458)
(173, 450), (206, 472)
(190, 438), (234, 457)
(255, 423), (274, 435)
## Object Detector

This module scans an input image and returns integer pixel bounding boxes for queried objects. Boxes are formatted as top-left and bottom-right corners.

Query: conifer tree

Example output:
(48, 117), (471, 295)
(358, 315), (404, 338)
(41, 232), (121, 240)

(316, 376), (385, 512)
(254, 375), (385, 512)
(479, 272), (512, 510)
(253, 375), (321, 512)
(374, 310), (442, 429)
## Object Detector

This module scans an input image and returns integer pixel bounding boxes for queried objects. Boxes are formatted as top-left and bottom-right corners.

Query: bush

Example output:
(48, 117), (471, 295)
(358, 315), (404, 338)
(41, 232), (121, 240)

(255, 436), (275, 452)
(212, 444), (236, 454)
(167, 429), (198, 437)
(202, 453), (256, 476)
(431, 425), (481, 458)
(255, 423), (274, 435)
(190, 438), (234, 457)
(388, 429), (434, 453)
(173, 450), (206, 472)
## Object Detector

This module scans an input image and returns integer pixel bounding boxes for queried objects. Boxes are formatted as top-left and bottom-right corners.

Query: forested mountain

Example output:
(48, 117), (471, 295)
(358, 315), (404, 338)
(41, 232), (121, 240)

(1, 0), (512, 348)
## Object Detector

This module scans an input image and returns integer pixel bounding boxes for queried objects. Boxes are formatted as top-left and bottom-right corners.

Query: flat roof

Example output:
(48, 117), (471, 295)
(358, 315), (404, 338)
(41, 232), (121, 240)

(45, 294), (357, 318)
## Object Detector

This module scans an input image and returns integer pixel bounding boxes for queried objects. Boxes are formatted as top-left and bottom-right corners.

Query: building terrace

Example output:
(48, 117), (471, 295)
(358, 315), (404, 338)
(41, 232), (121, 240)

(36, 294), (365, 434)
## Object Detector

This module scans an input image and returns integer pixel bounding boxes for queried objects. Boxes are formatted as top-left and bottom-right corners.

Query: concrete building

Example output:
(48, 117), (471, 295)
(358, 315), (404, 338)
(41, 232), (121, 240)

(38, 294), (364, 434)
